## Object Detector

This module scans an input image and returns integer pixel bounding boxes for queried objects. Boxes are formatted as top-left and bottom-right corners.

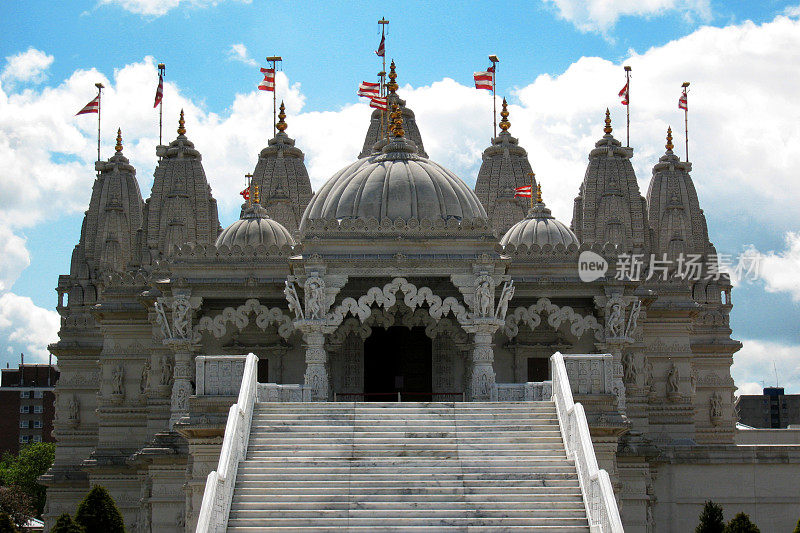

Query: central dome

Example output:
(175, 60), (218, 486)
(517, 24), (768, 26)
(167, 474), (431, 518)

(300, 138), (487, 230)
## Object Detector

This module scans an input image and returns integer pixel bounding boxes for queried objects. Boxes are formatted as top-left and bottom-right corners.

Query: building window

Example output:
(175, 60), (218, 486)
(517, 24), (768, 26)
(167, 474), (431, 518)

(19, 406), (30, 414)
(32, 435), (42, 443)
(34, 405), (43, 414)
(33, 420), (42, 429)
(19, 435), (29, 444)
(19, 421), (28, 429)
(34, 391), (43, 399)
(19, 391), (28, 399)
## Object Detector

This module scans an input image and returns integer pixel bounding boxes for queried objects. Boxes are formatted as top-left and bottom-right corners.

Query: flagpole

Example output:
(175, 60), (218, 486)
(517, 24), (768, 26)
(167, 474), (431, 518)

(157, 63), (165, 146)
(624, 65), (631, 147)
(682, 81), (690, 162)
(489, 55), (499, 138)
(529, 172), (534, 209)
(95, 83), (104, 162)
(267, 56), (282, 137)
(379, 18), (389, 142)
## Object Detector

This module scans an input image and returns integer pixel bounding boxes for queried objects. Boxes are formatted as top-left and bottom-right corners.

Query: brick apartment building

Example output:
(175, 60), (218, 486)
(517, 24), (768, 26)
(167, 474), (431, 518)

(0, 360), (59, 455)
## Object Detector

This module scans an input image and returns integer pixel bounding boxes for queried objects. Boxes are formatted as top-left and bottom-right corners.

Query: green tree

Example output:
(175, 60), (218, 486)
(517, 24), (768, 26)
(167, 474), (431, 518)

(0, 442), (55, 515)
(724, 512), (760, 533)
(0, 512), (18, 533)
(50, 513), (85, 533)
(0, 486), (34, 529)
(74, 487), (124, 533)
(792, 518), (800, 533)
(696, 500), (726, 533)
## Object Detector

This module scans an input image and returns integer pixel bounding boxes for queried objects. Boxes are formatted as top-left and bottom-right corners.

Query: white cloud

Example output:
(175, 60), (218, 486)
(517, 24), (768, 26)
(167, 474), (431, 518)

(0, 227), (30, 292)
(228, 44), (257, 67)
(732, 338), (800, 395)
(98, 0), (250, 16)
(740, 232), (800, 301)
(544, 0), (712, 34)
(0, 292), (59, 362)
(1, 48), (54, 86)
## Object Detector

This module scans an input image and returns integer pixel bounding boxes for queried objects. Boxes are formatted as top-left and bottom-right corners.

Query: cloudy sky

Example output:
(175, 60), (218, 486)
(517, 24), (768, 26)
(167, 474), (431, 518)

(1, 1), (798, 394)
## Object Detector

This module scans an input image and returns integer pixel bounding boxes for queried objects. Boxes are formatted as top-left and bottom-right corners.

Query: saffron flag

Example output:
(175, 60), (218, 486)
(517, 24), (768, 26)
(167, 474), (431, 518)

(76, 94), (100, 115)
(259, 68), (275, 92)
(678, 89), (688, 111)
(240, 187), (250, 201)
(514, 185), (532, 198)
(358, 81), (380, 98)
(619, 82), (628, 106)
(369, 96), (388, 111)
(473, 70), (494, 90)
(376, 34), (385, 57)
(153, 74), (164, 108)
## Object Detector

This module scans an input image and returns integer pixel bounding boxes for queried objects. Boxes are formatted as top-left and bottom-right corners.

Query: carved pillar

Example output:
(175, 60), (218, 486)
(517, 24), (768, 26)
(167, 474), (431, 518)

(295, 323), (335, 401)
(167, 340), (195, 428)
(466, 319), (504, 401)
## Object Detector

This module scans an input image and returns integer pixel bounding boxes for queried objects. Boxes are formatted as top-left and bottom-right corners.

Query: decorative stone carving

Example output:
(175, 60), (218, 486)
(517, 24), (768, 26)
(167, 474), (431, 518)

(625, 299), (641, 338)
(305, 276), (327, 320)
(666, 363), (681, 401)
(284, 280), (304, 320)
(605, 297), (625, 338)
(111, 364), (125, 397)
(160, 355), (173, 387)
(140, 361), (150, 395)
(709, 391), (723, 425)
(154, 300), (172, 339)
(193, 299), (294, 342)
(474, 276), (494, 318)
(67, 395), (79, 426)
(494, 280), (514, 320)
(504, 298), (603, 341)
(172, 293), (192, 339)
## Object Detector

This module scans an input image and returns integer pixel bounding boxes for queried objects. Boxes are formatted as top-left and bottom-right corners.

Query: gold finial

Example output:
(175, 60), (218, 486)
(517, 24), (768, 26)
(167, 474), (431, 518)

(603, 108), (612, 134)
(115, 128), (123, 153)
(253, 184), (260, 204)
(387, 60), (398, 94)
(276, 101), (287, 133)
(536, 183), (543, 204)
(391, 103), (404, 138)
(177, 109), (186, 135)
(245, 173), (253, 206)
(666, 126), (674, 151)
(499, 98), (510, 132)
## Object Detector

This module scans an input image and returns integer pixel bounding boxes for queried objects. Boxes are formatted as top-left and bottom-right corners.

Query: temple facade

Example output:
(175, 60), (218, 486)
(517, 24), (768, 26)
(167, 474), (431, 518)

(42, 64), (800, 532)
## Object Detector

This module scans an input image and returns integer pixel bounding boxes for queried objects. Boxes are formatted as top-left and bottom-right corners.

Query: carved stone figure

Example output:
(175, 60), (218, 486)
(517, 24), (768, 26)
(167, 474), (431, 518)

(475, 279), (493, 317)
(67, 396), (79, 423)
(666, 363), (680, 396)
(625, 299), (642, 337)
(643, 359), (653, 388)
(494, 280), (514, 320)
(140, 361), (150, 395)
(284, 280), (304, 320)
(710, 392), (723, 424)
(606, 301), (624, 338)
(172, 294), (192, 339)
(305, 277), (326, 320)
(111, 364), (124, 396)
(160, 355), (173, 387)
(623, 353), (637, 383)
(154, 300), (171, 339)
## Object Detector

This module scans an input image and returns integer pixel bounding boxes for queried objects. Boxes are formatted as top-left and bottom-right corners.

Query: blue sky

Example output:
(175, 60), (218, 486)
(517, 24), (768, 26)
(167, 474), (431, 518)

(1, 0), (799, 393)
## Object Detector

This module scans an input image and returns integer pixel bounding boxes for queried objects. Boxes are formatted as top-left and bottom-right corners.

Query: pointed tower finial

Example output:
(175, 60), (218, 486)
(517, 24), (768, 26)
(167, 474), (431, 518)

(178, 109), (186, 135)
(391, 103), (404, 138)
(387, 60), (398, 94)
(666, 126), (674, 151)
(276, 101), (287, 133)
(499, 98), (510, 132)
(115, 128), (123, 153)
(536, 183), (543, 204)
(603, 108), (612, 134)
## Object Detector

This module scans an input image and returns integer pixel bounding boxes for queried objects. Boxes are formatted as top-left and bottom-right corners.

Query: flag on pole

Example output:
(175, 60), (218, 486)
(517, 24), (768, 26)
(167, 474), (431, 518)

(473, 67), (494, 90)
(358, 81), (380, 98)
(619, 82), (629, 106)
(369, 96), (388, 111)
(514, 185), (532, 198)
(76, 95), (100, 115)
(153, 74), (164, 108)
(678, 88), (688, 110)
(240, 187), (250, 201)
(376, 34), (385, 57)
(259, 68), (275, 92)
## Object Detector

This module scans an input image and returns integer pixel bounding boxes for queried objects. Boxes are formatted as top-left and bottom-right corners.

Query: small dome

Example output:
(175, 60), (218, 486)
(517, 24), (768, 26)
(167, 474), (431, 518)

(300, 137), (487, 230)
(216, 203), (295, 249)
(500, 196), (579, 250)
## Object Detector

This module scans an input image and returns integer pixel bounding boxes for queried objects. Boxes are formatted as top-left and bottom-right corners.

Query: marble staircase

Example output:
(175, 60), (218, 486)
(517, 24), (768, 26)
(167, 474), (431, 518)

(226, 401), (590, 532)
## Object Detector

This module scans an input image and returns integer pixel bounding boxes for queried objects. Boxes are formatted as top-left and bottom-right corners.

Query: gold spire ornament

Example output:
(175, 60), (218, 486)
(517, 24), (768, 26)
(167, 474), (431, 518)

(666, 126), (674, 151)
(387, 60), (398, 95)
(536, 183), (543, 204)
(115, 128), (123, 153)
(253, 184), (260, 204)
(178, 109), (186, 135)
(276, 101), (288, 133)
(390, 103), (404, 138)
(499, 98), (510, 132)
(603, 108), (612, 134)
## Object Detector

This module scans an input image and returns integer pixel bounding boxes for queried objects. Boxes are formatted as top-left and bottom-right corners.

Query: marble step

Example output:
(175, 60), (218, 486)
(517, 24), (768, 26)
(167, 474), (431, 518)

(232, 479), (581, 489)
(231, 486), (583, 496)
(245, 448), (569, 458)
(229, 493), (584, 504)
(250, 422), (560, 429)
(237, 465), (578, 475)
(228, 508), (586, 519)
(228, 527), (589, 532)
(238, 458), (571, 467)
(226, 517), (589, 528)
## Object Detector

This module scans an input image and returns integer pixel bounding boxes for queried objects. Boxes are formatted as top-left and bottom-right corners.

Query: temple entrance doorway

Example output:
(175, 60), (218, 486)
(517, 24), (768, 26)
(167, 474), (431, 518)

(364, 326), (432, 401)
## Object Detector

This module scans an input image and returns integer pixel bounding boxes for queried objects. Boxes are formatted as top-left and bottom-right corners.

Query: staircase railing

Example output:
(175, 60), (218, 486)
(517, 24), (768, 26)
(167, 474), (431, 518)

(551, 352), (624, 533)
(195, 352), (258, 533)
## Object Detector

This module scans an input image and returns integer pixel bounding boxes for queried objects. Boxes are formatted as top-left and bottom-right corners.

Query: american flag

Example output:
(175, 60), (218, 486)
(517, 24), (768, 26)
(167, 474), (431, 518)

(259, 68), (275, 92)
(76, 94), (100, 115)
(153, 74), (164, 108)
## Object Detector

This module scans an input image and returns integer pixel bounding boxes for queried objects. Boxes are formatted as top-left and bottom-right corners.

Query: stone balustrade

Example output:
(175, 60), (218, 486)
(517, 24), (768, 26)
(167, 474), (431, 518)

(195, 356), (246, 396)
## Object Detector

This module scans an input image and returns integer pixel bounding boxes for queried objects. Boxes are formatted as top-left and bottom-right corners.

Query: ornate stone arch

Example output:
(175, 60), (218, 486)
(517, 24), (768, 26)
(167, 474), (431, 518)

(503, 297), (604, 342)
(192, 299), (295, 342)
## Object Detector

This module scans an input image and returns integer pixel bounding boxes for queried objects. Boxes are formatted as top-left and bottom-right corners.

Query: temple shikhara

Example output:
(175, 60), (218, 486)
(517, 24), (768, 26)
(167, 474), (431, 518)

(42, 60), (800, 532)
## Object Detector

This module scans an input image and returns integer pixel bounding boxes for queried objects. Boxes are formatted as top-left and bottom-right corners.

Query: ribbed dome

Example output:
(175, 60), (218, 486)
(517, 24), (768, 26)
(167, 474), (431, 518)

(216, 203), (295, 249)
(500, 199), (579, 250)
(300, 138), (487, 230)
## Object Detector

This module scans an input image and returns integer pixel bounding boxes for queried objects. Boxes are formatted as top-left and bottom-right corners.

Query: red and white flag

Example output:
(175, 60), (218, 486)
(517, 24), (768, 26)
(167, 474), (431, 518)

(358, 81), (380, 98)
(259, 68), (275, 92)
(153, 74), (164, 108)
(678, 89), (688, 111)
(375, 34), (385, 57)
(76, 94), (100, 115)
(240, 187), (250, 201)
(369, 96), (388, 111)
(473, 68), (494, 90)
(619, 82), (629, 106)
(514, 185), (532, 198)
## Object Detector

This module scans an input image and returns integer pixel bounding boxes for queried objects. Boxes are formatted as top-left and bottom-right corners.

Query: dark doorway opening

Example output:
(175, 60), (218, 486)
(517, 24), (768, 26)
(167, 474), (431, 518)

(364, 326), (432, 401)
(527, 357), (549, 382)
(257, 358), (269, 384)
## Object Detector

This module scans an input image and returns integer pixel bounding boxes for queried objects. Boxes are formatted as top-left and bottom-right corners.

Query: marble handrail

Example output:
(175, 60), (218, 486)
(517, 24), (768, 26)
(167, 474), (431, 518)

(195, 352), (258, 533)
(551, 352), (624, 533)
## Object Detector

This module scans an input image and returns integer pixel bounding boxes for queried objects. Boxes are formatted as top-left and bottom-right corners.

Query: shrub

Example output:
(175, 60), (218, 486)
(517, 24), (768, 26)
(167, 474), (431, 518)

(0, 486), (34, 529)
(74, 487), (124, 533)
(696, 500), (725, 533)
(724, 512), (760, 533)
(50, 513), (84, 533)
(0, 512), (18, 533)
